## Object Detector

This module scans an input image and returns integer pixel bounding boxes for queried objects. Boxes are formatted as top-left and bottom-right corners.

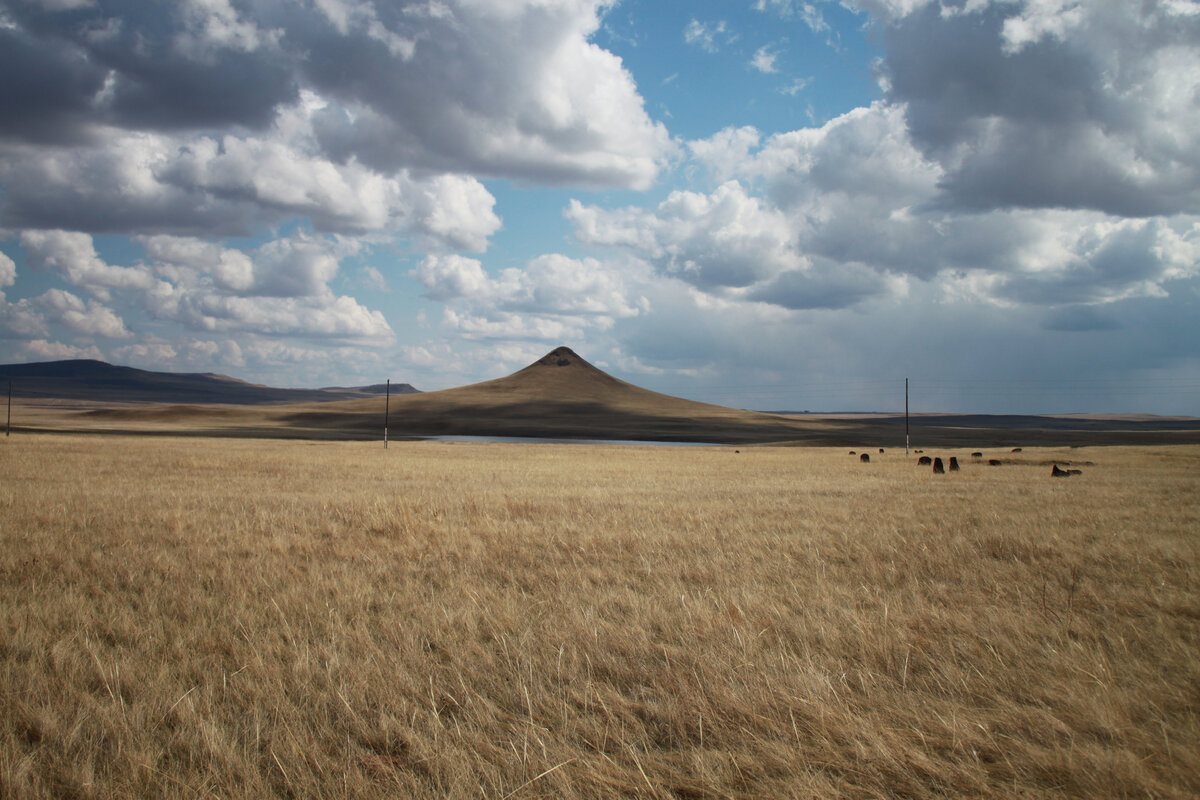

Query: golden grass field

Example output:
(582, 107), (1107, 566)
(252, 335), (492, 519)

(1, 435), (1197, 799)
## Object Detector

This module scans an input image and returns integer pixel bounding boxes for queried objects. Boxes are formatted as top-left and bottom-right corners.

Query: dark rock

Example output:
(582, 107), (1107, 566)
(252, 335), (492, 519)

(988, 459), (1002, 466)
(860, 453), (870, 463)
(932, 457), (945, 474)
(917, 456), (932, 465)
(949, 457), (960, 471)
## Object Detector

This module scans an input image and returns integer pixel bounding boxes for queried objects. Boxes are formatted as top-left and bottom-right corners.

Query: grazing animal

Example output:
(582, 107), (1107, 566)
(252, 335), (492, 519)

(860, 453), (870, 463)
(932, 457), (945, 474)
(915, 449), (924, 454)
(971, 452), (983, 458)
(1051, 464), (1072, 477)
(988, 459), (1002, 466)
(949, 457), (960, 471)
(917, 456), (932, 465)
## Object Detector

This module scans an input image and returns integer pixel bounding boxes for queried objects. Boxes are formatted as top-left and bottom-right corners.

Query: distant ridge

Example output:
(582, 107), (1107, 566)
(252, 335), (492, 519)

(10, 348), (1200, 446)
(0, 359), (419, 405)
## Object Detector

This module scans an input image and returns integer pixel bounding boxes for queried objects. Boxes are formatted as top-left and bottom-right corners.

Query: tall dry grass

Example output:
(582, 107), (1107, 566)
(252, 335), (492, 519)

(0, 436), (1197, 798)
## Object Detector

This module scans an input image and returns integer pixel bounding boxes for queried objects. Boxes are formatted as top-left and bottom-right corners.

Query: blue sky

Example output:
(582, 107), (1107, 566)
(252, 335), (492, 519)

(1, 0), (1199, 414)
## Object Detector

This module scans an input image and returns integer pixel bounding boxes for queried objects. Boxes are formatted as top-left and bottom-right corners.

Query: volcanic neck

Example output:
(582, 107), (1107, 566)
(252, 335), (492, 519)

(508, 346), (618, 386)
(533, 346), (589, 369)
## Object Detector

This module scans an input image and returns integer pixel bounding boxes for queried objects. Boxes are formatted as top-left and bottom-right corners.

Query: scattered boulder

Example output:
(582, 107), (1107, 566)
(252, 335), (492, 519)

(1069, 469), (1083, 475)
(849, 451), (856, 455)
(1011, 447), (1023, 453)
(914, 449), (924, 454)
(988, 459), (1002, 466)
(1051, 464), (1072, 477)
(932, 457), (945, 474)
(971, 452), (983, 458)
(917, 456), (932, 465)
(879, 448), (885, 454)
(860, 453), (870, 463)
(949, 457), (960, 471)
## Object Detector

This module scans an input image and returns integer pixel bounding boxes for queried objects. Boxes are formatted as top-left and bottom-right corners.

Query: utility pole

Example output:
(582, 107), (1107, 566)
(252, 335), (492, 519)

(905, 377), (909, 457)
(6, 380), (10, 437)
(384, 379), (390, 449)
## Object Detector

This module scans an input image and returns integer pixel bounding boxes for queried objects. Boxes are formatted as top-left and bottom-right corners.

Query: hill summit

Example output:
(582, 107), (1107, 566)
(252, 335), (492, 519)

(527, 346), (593, 369)
(430, 345), (662, 408)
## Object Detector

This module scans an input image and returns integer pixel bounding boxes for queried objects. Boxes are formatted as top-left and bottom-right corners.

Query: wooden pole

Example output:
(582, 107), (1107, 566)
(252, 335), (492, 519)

(6, 380), (10, 437)
(905, 377), (909, 456)
(384, 379), (390, 449)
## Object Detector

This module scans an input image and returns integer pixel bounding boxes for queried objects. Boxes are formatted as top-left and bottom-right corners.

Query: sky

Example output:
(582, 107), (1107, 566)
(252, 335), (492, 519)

(1, 0), (1199, 414)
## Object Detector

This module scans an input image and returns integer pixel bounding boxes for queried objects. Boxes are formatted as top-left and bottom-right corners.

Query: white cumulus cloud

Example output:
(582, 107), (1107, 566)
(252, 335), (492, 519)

(20, 229), (155, 300)
(750, 45), (779, 73)
(36, 287), (130, 338)
(684, 18), (733, 53)
(0, 251), (14, 289)
(22, 339), (105, 360)
(413, 251), (648, 345)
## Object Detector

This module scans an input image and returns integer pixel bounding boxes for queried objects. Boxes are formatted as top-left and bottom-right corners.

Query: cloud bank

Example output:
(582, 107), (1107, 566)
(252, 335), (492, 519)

(1, 0), (1197, 411)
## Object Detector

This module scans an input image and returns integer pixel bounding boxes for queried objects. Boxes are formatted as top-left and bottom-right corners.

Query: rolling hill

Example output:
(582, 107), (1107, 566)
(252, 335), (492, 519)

(0, 359), (418, 405)
(274, 345), (832, 443)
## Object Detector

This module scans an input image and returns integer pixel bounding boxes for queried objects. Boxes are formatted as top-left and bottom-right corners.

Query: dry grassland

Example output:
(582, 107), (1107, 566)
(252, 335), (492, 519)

(1, 436), (1197, 799)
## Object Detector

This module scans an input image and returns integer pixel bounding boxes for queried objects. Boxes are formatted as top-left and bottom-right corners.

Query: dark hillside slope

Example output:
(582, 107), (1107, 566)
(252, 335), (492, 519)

(0, 359), (417, 405)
